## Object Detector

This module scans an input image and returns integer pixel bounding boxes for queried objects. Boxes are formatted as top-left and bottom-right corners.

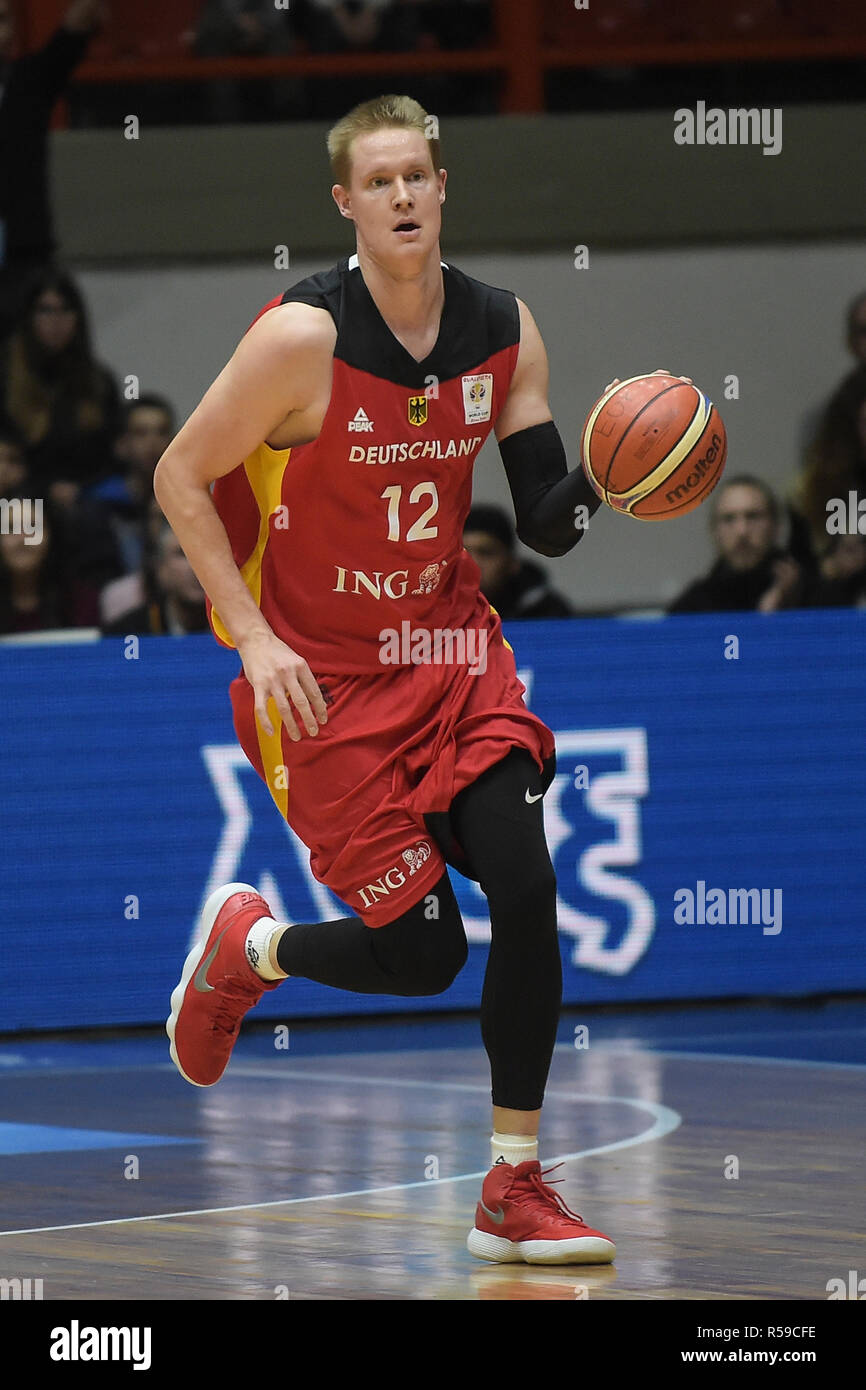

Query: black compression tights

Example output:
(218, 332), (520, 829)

(276, 748), (562, 1110)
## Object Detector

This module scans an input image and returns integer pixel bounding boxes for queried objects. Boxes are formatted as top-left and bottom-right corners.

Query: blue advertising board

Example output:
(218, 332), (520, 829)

(1, 610), (864, 1032)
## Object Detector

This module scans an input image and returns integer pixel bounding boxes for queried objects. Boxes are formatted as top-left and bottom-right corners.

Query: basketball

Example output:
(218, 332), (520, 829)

(581, 374), (727, 520)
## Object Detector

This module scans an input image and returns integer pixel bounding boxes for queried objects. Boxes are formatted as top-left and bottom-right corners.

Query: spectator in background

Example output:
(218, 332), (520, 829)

(463, 503), (575, 620)
(196, 0), (290, 54)
(818, 533), (866, 608)
(799, 290), (866, 456)
(303, 0), (411, 49)
(1, 406), (123, 610)
(0, 493), (99, 634)
(89, 394), (176, 573)
(844, 291), (866, 366)
(409, 1), (493, 112)
(0, 269), (120, 502)
(102, 520), (209, 637)
(424, 0), (490, 49)
(0, 420), (28, 495)
(99, 493), (168, 630)
(0, 0), (105, 341)
(193, 0), (300, 122)
(668, 475), (832, 614)
(791, 363), (866, 564)
(298, 1), (421, 115)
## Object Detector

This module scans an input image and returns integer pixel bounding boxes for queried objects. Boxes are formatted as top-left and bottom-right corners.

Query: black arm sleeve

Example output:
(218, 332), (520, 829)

(498, 419), (603, 559)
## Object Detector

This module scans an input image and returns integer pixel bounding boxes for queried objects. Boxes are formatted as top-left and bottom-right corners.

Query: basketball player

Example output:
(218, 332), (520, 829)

(158, 95), (631, 1265)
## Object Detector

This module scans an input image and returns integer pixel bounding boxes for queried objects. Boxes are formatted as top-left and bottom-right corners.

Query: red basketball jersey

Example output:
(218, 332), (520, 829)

(209, 253), (520, 673)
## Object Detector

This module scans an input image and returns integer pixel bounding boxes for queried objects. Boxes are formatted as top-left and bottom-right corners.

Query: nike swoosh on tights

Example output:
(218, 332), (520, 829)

(525, 790), (543, 804)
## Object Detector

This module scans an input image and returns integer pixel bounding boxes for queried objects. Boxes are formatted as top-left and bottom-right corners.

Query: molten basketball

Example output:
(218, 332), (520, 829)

(581, 374), (727, 520)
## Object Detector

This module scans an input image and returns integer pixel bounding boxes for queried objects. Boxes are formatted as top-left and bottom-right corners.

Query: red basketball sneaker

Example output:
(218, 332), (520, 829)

(467, 1161), (616, 1264)
(166, 882), (282, 1087)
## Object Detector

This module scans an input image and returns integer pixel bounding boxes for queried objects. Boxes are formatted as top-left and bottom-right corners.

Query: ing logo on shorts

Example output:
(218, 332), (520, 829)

(355, 840), (432, 910)
(402, 841), (432, 875)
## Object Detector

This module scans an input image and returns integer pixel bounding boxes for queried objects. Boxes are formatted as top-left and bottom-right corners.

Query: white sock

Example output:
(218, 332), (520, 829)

(491, 1131), (538, 1169)
(244, 917), (289, 981)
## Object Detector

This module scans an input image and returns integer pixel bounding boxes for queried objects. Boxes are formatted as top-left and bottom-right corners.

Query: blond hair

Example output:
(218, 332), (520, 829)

(327, 94), (440, 189)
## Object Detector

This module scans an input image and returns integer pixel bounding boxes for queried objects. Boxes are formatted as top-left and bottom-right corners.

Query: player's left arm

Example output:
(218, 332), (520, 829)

(494, 297), (602, 558)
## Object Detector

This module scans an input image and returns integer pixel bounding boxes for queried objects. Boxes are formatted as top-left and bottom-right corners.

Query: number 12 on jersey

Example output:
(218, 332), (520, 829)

(380, 483), (440, 542)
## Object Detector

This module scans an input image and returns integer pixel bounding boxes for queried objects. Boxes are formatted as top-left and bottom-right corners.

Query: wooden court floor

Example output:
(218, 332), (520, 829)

(0, 1004), (863, 1300)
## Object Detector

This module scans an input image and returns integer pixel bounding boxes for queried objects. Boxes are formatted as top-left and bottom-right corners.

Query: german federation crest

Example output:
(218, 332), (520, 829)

(408, 395), (428, 427)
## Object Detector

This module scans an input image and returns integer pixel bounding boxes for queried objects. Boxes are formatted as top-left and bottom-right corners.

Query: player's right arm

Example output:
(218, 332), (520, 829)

(153, 303), (335, 740)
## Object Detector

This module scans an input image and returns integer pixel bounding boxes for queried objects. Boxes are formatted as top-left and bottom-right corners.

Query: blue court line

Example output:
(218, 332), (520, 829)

(0, 1122), (199, 1156)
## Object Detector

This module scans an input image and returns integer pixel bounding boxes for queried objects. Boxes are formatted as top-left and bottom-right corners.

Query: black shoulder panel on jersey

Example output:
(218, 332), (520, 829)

(279, 262), (343, 328)
(280, 255), (519, 389)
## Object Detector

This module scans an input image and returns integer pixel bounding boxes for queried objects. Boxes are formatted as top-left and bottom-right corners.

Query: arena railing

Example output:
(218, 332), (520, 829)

(18, 0), (866, 123)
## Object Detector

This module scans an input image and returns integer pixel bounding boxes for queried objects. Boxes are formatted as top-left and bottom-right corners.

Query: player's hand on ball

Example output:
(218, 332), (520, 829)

(238, 629), (329, 740)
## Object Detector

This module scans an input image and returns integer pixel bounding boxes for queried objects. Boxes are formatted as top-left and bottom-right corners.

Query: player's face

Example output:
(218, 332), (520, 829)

(335, 128), (446, 270)
(712, 485), (777, 571)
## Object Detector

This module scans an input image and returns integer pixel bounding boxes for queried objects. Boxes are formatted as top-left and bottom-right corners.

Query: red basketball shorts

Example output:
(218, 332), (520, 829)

(229, 611), (555, 927)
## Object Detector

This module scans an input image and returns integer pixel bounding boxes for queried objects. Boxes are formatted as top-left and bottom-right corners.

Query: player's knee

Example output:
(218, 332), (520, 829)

(409, 932), (468, 995)
(394, 908), (468, 995)
(373, 881), (467, 995)
(488, 859), (558, 936)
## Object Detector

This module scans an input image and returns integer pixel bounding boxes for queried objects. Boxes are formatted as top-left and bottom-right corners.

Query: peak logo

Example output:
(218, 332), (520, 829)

(348, 407), (374, 432)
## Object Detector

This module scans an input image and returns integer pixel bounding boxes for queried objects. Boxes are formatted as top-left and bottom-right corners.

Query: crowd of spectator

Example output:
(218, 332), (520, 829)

(1, 4), (864, 638)
(0, 266), (208, 636)
(0, 315), (208, 638)
(1, 273), (863, 640)
(60, 0), (496, 126)
(0, 256), (863, 637)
